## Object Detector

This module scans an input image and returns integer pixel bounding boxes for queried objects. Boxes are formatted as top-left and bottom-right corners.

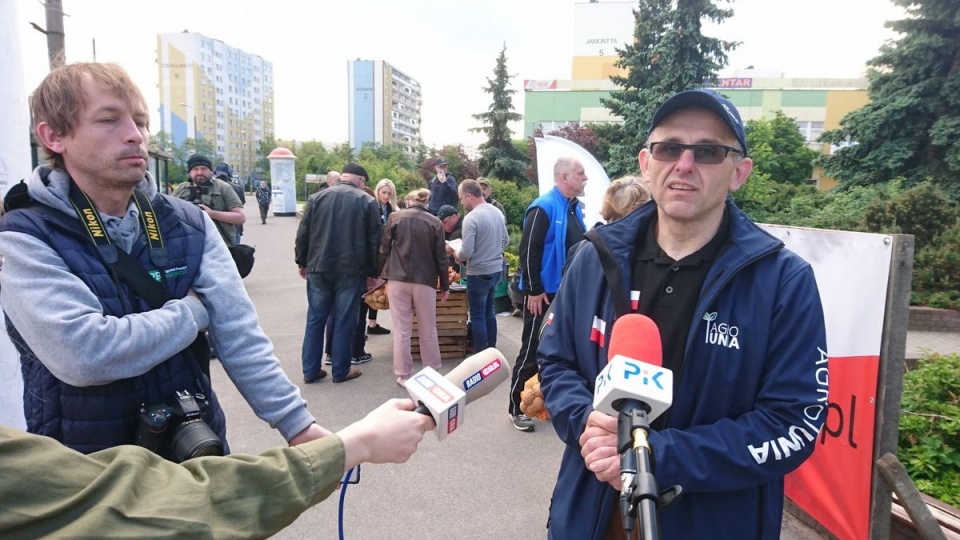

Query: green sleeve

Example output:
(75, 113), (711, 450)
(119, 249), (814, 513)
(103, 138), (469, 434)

(0, 427), (345, 539)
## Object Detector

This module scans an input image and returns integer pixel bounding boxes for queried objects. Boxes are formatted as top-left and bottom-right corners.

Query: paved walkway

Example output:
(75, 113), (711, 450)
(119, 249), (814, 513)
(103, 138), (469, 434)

(907, 330), (960, 359)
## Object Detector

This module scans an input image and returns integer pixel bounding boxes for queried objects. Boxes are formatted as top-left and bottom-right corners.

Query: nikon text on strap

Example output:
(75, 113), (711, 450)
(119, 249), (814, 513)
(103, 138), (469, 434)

(66, 181), (171, 310)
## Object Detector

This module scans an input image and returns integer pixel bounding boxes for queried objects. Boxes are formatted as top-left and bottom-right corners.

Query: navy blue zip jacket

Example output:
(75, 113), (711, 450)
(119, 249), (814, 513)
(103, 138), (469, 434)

(538, 199), (828, 540)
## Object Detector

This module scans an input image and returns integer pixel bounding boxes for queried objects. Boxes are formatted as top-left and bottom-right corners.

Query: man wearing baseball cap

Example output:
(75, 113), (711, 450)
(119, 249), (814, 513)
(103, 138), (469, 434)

(427, 158), (458, 215)
(537, 89), (827, 539)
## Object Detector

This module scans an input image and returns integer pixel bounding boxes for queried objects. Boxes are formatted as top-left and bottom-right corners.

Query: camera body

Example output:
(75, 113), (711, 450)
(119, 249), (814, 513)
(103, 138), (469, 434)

(136, 389), (224, 462)
(186, 183), (211, 205)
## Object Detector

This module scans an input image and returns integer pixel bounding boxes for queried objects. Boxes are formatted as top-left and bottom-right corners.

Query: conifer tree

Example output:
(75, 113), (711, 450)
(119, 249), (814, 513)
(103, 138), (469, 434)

(602, 0), (738, 177)
(472, 44), (527, 182)
(819, 0), (960, 198)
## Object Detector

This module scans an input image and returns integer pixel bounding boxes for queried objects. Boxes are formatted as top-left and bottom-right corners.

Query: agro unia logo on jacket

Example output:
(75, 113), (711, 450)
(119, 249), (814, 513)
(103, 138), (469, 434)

(703, 312), (740, 349)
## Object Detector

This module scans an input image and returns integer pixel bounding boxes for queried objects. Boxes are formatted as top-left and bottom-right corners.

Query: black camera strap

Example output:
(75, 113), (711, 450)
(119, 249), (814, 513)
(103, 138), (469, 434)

(66, 182), (171, 309)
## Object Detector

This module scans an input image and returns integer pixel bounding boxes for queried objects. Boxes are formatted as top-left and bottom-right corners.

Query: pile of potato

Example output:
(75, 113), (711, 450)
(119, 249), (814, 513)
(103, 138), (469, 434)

(437, 269), (460, 289)
(519, 374), (550, 421)
(365, 283), (389, 310)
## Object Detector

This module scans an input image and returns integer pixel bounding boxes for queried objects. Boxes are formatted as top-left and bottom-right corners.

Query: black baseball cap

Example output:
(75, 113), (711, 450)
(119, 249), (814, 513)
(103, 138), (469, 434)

(647, 89), (748, 157)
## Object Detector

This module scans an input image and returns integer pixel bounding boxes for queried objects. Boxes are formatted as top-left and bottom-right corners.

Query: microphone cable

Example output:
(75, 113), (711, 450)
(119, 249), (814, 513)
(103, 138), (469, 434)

(338, 465), (361, 540)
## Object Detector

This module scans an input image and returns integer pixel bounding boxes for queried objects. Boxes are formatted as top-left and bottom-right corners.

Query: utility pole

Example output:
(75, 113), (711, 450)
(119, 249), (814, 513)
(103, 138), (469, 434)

(43, 0), (66, 68)
(30, 1), (67, 69)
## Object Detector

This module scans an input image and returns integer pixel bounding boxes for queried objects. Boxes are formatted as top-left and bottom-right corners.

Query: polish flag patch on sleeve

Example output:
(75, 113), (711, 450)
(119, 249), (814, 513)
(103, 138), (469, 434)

(546, 312), (555, 325)
(630, 290), (640, 311)
(590, 316), (607, 347)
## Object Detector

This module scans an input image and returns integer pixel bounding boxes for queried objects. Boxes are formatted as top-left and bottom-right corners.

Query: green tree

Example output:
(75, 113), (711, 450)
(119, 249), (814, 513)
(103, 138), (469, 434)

(183, 137), (217, 161)
(357, 142), (421, 195)
(745, 111), (819, 184)
(149, 131), (187, 183)
(419, 145), (479, 183)
(602, 0), (738, 177)
(471, 44), (527, 182)
(818, 0), (960, 198)
(864, 181), (958, 249)
(149, 131), (175, 153)
(255, 134), (278, 183)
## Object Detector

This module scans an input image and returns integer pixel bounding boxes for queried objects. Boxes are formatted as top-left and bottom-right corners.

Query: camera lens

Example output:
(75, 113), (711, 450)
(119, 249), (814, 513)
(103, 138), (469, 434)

(171, 419), (224, 461)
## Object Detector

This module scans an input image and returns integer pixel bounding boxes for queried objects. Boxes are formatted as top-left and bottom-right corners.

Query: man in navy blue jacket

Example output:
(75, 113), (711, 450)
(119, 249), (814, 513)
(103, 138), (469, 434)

(427, 158), (458, 215)
(538, 89), (828, 539)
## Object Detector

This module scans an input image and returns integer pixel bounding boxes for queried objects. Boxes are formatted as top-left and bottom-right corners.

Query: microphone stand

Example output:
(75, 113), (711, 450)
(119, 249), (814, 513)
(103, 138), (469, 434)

(617, 400), (660, 540)
(615, 402), (683, 540)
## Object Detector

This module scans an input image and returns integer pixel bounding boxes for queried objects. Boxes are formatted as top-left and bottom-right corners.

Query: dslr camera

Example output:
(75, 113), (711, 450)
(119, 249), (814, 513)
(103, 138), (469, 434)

(136, 389), (224, 462)
(185, 183), (211, 206)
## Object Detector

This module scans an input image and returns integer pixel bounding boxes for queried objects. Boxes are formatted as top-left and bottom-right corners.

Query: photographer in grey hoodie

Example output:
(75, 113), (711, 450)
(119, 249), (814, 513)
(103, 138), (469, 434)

(0, 62), (327, 455)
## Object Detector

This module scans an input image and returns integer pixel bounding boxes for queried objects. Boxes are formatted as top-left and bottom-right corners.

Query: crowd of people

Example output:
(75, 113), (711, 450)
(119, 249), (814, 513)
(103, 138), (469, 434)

(0, 61), (827, 539)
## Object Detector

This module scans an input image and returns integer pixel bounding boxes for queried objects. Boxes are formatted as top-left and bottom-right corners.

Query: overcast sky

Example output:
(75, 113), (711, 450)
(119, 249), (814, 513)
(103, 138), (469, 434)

(16, 0), (906, 148)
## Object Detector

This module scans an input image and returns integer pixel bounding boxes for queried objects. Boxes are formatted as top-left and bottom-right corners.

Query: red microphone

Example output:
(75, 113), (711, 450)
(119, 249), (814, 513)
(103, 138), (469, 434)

(594, 314), (672, 423)
(607, 313), (663, 364)
(593, 314), (676, 539)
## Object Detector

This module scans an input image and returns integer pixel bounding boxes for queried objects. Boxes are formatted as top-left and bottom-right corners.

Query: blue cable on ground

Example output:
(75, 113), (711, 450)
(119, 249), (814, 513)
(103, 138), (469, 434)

(338, 465), (361, 540)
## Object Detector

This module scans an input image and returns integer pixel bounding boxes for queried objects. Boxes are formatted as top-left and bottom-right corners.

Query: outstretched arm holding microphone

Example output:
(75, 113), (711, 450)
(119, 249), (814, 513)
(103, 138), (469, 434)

(0, 348), (514, 538)
(0, 399), (433, 538)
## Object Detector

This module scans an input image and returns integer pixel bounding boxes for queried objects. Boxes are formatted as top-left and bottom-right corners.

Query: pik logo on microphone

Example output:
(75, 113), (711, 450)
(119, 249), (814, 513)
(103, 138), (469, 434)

(593, 356), (674, 422)
(595, 360), (666, 393)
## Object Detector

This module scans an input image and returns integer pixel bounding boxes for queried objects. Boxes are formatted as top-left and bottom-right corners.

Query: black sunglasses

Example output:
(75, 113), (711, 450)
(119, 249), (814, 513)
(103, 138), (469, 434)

(647, 142), (743, 165)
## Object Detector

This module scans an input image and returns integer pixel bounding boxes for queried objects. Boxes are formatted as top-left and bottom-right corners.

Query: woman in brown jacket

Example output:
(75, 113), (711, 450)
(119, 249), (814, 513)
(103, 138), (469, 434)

(378, 189), (450, 385)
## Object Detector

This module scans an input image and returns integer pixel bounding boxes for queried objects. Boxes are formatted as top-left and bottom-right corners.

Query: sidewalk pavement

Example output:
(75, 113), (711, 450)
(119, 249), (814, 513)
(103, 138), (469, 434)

(217, 202), (560, 540)
(224, 201), (957, 539)
(907, 331), (960, 360)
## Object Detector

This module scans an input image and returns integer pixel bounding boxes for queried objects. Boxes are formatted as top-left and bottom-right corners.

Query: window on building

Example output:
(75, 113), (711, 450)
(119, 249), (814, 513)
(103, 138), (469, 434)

(539, 121), (575, 132)
(795, 121), (825, 143)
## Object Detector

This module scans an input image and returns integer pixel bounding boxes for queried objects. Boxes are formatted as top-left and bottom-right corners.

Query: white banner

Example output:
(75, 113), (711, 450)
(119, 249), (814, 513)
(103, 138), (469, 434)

(760, 225), (891, 357)
(534, 135), (611, 229)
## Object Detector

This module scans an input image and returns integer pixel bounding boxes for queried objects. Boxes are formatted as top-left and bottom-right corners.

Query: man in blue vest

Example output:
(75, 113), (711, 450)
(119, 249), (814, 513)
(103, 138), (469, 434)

(509, 157), (588, 432)
(0, 62), (327, 458)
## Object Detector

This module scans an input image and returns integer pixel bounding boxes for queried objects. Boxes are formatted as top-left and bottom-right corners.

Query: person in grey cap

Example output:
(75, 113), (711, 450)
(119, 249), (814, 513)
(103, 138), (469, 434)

(436, 204), (462, 241)
(427, 158), (458, 214)
(295, 163), (382, 384)
(537, 89), (827, 539)
(477, 177), (506, 219)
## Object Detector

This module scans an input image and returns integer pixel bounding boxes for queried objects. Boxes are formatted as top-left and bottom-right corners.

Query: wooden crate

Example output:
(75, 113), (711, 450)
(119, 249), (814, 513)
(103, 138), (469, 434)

(411, 289), (468, 361)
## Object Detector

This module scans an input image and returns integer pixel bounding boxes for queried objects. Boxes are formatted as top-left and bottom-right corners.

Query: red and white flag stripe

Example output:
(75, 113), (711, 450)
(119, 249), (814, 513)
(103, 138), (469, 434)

(590, 316), (607, 347)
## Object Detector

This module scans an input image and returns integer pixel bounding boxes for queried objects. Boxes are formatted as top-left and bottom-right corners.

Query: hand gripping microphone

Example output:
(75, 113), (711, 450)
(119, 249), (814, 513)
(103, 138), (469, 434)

(593, 314), (675, 540)
(404, 348), (510, 440)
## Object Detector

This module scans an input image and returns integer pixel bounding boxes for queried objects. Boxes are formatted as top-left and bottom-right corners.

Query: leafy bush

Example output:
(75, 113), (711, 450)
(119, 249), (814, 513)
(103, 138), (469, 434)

(865, 182), (958, 250)
(898, 353), (960, 506)
(911, 224), (960, 305)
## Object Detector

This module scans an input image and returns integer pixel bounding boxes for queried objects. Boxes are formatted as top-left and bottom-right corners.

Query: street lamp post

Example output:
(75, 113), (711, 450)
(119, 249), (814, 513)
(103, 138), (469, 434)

(179, 102), (198, 150)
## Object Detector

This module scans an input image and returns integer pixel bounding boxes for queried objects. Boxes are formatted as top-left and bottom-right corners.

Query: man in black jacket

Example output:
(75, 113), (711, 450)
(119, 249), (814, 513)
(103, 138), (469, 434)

(427, 159), (457, 215)
(295, 163), (381, 384)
